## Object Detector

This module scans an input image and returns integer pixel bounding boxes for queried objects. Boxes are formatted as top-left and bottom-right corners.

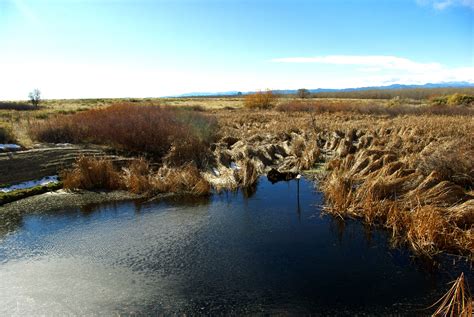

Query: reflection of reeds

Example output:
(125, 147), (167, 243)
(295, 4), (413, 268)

(431, 273), (472, 317)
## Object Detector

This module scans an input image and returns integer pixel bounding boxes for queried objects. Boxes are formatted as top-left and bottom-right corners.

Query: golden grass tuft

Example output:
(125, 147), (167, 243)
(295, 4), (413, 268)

(63, 156), (211, 196)
(62, 156), (123, 190)
(431, 272), (472, 316)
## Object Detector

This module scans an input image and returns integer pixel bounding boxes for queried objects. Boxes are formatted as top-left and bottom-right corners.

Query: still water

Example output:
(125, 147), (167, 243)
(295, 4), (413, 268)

(0, 178), (471, 315)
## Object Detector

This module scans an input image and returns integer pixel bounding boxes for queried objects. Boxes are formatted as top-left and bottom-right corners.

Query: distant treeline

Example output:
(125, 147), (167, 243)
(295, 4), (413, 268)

(310, 87), (474, 100)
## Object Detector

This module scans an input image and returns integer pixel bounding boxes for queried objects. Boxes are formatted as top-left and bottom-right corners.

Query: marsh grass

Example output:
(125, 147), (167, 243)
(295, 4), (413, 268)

(0, 124), (16, 144)
(276, 99), (474, 116)
(62, 156), (211, 196)
(320, 123), (474, 257)
(430, 272), (472, 316)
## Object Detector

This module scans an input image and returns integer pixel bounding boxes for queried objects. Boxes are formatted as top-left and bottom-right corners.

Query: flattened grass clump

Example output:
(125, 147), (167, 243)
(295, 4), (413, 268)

(29, 103), (218, 166)
(320, 125), (474, 257)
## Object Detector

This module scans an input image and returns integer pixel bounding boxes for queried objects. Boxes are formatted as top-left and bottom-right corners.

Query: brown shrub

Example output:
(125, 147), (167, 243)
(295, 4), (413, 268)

(29, 103), (218, 164)
(61, 156), (123, 190)
(244, 90), (278, 109)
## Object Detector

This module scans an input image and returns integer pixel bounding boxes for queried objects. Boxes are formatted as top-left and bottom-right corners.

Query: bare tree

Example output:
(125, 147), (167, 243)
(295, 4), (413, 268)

(297, 88), (311, 99)
(28, 89), (41, 108)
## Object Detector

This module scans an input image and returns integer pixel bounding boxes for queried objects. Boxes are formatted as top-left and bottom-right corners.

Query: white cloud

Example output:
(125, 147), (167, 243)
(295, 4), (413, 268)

(1, 56), (472, 100)
(416, 0), (474, 10)
(270, 55), (474, 89)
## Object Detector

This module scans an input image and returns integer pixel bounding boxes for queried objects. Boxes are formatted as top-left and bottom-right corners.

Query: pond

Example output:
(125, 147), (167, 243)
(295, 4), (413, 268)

(0, 177), (471, 315)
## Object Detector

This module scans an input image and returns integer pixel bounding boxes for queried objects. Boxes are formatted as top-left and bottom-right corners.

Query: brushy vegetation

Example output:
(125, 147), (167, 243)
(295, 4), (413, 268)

(244, 90), (278, 109)
(0, 101), (37, 111)
(276, 99), (474, 116)
(0, 124), (16, 144)
(430, 93), (474, 107)
(29, 103), (218, 166)
(61, 156), (211, 196)
(311, 87), (474, 100)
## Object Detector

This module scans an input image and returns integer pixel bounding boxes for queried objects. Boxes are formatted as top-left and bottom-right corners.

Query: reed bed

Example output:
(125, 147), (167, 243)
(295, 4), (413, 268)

(215, 109), (473, 257)
(319, 124), (473, 257)
(62, 156), (211, 196)
(276, 99), (474, 116)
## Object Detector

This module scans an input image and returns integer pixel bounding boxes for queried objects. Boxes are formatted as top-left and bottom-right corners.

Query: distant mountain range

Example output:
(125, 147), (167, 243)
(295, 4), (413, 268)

(175, 81), (474, 97)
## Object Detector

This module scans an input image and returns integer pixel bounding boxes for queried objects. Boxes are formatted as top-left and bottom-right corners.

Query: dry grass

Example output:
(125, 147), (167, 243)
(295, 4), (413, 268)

(318, 121), (474, 257)
(61, 156), (123, 190)
(214, 108), (473, 257)
(62, 156), (211, 196)
(276, 99), (474, 116)
(431, 272), (472, 316)
(0, 125), (15, 144)
(29, 103), (218, 165)
(3, 95), (473, 258)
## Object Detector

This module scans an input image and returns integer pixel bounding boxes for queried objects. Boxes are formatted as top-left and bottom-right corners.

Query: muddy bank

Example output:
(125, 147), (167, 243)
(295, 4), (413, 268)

(0, 189), (146, 237)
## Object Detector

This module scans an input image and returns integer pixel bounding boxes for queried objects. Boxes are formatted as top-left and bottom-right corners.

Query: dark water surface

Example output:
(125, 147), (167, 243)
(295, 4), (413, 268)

(0, 178), (471, 315)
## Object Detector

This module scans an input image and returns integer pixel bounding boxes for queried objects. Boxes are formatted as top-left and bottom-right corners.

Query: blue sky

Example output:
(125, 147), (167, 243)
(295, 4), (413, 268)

(0, 0), (473, 99)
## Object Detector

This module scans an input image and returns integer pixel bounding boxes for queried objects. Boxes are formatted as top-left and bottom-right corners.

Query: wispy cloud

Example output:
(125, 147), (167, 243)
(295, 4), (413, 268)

(271, 55), (474, 87)
(271, 55), (442, 73)
(416, 0), (474, 10)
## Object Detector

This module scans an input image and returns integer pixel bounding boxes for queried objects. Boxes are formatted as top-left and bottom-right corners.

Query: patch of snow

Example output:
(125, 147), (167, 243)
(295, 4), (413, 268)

(230, 162), (240, 170)
(212, 167), (220, 176)
(0, 144), (21, 150)
(0, 176), (59, 193)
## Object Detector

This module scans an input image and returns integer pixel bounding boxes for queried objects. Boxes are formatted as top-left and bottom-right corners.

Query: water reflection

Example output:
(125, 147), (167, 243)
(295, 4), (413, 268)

(0, 177), (472, 315)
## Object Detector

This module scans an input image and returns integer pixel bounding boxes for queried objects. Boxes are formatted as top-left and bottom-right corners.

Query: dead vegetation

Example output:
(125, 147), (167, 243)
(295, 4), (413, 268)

(8, 97), (473, 258)
(212, 109), (474, 258)
(276, 99), (474, 116)
(431, 272), (473, 316)
(317, 119), (474, 257)
(62, 156), (211, 196)
(29, 103), (218, 164)
(0, 124), (16, 144)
